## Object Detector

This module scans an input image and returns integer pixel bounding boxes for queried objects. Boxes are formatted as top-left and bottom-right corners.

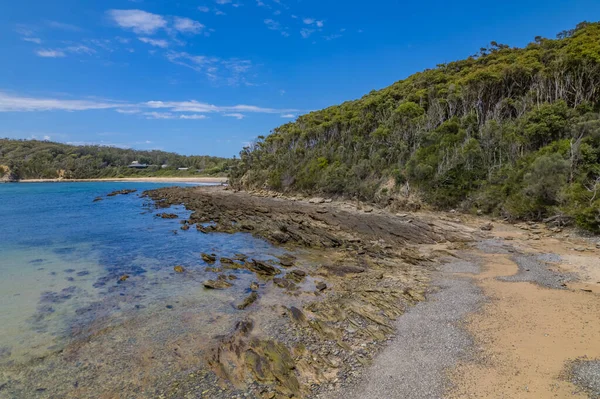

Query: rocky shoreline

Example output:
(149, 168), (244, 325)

(142, 185), (475, 398)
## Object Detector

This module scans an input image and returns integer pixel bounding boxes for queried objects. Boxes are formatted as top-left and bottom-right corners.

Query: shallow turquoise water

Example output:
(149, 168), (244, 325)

(0, 182), (282, 364)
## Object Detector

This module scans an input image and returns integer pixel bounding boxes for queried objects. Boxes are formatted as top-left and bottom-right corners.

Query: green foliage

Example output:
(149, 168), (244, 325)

(0, 139), (234, 180)
(230, 22), (600, 232)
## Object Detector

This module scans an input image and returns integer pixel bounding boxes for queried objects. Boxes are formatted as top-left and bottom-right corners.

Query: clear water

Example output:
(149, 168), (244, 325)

(0, 182), (283, 366)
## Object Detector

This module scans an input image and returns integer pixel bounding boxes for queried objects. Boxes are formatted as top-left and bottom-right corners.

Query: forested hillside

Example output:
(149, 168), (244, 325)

(0, 139), (233, 180)
(230, 22), (600, 232)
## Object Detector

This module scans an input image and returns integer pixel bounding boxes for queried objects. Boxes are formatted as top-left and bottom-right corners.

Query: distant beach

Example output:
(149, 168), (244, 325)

(18, 177), (228, 184)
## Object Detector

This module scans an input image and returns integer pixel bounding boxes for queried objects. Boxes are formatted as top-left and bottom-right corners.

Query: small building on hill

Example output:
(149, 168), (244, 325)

(128, 161), (148, 169)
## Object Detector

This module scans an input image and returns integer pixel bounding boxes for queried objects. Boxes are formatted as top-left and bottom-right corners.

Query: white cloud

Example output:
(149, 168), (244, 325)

(116, 108), (141, 114)
(0, 92), (122, 111)
(264, 19), (289, 37)
(107, 9), (167, 34)
(224, 113), (245, 119)
(144, 111), (175, 119)
(173, 17), (204, 34)
(303, 18), (324, 29)
(179, 114), (207, 120)
(273, 10), (281, 15)
(281, 114), (296, 118)
(115, 37), (131, 44)
(198, 6), (210, 12)
(46, 20), (82, 32)
(36, 49), (66, 58)
(215, 10), (226, 15)
(0, 91), (299, 118)
(23, 37), (42, 44)
(145, 100), (296, 115)
(165, 51), (253, 85)
(43, 135), (51, 140)
(264, 19), (280, 30)
(324, 33), (342, 41)
(216, 0), (231, 3)
(300, 28), (314, 38)
(139, 37), (169, 48)
(65, 45), (96, 54)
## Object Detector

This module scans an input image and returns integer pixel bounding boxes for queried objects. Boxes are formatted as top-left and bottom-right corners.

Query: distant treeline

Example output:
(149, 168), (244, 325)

(230, 22), (600, 232)
(0, 139), (234, 180)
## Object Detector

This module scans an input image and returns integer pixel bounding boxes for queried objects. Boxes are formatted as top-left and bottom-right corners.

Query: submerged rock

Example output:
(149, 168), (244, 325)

(203, 279), (232, 289)
(277, 254), (296, 267)
(250, 282), (259, 291)
(157, 213), (178, 219)
(236, 292), (258, 309)
(174, 265), (185, 273)
(107, 189), (137, 197)
(286, 269), (306, 283)
(118, 275), (129, 282)
(315, 281), (327, 292)
(288, 306), (308, 325)
(201, 253), (217, 264)
(93, 197), (103, 202)
(234, 254), (248, 261)
(273, 277), (296, 290)
(247, 259), (281, 276)
(206, 267), (223, 273)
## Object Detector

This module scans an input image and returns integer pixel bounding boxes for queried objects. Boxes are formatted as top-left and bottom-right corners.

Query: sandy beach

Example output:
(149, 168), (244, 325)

(17, 177), (228, 184)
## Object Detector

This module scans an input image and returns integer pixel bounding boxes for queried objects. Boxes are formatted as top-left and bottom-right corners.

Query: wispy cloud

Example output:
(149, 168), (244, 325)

(165, 51), (254, 86)
(46, 20), (82, 32)
(116, 108), (141, 114)
(264, 19), (288, 36)
(107, 9), (167, 34)
(301, 17), (323, 38)
(198, 6), (210, 12)
(179, 114), (207, 120)
(0, 92), (122, 111)
(300, 28), (314, 38)
(302, 18), (323, 28)
(36, 49), (66, 58)
(65, 45), (96, 55)
(0, 91), (299, 118)
(139, 37), (169, 48)
(281, 114), (296, 118)
(224, 113), (245, 119)
(23, 37), (42, 44)
(324, 33), (342, 41)
(173, 17), (205, 34)
(144, 100), (296, 115)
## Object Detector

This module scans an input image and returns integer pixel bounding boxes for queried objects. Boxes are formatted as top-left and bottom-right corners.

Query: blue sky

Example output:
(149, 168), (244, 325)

(1, 0), (599, 157)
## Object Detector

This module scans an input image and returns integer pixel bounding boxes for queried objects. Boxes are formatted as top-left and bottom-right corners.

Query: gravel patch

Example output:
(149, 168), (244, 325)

(570, 360), (600, 398)
(474, 238), (516, 254)
(500, 254), (577, 289)
(322, 257), (484, 399)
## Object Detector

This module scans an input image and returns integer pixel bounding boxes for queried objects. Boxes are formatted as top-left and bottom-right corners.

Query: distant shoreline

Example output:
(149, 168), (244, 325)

(16, 177), (228, 184)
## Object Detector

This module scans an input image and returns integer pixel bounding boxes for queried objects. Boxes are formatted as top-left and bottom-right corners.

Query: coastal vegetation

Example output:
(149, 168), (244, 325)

(230, 22), (600, 232)
(0, 139), (233, 180)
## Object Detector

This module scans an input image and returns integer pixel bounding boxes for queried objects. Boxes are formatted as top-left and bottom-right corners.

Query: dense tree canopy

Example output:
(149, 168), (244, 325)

(230, 22), (600, 232)
(0, 139), (234, 180)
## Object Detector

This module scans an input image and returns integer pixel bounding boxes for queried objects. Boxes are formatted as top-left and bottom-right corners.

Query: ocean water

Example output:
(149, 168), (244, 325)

(0, 182), (285, 368)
